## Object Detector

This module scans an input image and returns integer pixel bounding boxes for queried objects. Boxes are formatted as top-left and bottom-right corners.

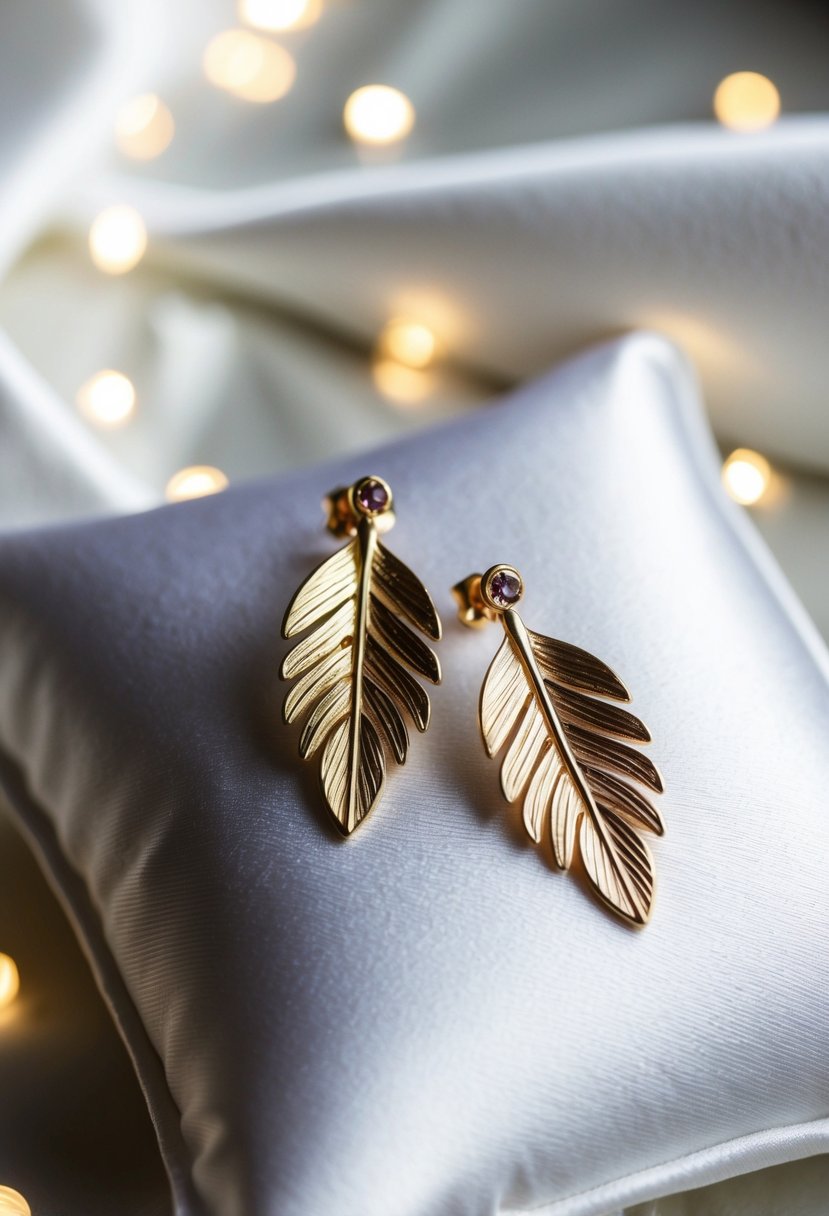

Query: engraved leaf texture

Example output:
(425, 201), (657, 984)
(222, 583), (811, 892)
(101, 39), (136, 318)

(282, 524), (441, 835)
(480, 619), (664, 925)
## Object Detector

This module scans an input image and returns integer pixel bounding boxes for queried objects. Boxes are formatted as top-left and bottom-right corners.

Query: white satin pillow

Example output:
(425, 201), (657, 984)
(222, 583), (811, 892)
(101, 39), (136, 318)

(0, 333), (826, 1216)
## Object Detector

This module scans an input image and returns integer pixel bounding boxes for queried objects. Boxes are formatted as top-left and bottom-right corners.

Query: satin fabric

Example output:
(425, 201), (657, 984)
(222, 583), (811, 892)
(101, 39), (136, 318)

(0, 5), (827, 630)
(0, 335), (827, 1216)
(1, 4), (828, 1213)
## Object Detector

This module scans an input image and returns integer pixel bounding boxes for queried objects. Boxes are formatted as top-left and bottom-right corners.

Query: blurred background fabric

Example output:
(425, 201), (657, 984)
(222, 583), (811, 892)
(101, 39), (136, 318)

(0, 0), (827, 631)
(0, 1), (827, 1213)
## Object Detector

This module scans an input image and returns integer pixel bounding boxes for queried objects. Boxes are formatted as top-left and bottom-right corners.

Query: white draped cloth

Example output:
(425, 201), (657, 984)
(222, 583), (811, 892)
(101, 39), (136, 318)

(0, 2), (826, 1212)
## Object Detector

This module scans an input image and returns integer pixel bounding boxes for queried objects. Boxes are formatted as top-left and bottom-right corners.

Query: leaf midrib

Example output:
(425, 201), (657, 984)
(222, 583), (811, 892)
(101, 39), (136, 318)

(502, 609), (646, 920)
(345, 516), (377, 831)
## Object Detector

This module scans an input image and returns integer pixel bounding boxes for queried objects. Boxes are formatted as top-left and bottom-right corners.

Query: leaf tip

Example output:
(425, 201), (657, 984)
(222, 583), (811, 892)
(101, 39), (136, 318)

(281, 602), (298, 639)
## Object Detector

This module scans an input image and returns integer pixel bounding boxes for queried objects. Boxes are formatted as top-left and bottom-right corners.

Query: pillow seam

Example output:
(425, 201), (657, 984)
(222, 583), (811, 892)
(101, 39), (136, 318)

(499, 1115), (829, 1215)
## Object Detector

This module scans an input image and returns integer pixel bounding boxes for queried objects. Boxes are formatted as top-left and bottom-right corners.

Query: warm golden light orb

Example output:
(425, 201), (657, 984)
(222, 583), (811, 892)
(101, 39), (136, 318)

(378, 319), (436, 369)
(166, 466), (229, 502)
(722, 448), (772, 505)
(76, 371), (136, 428)
(713, 72), (780, 132)
(0, 1186), (31, 1216)
(0, 955), (20, 1010)
(372, 358), (433, 407)
(343, 85), (415, 145)
(203, 29), (296, 103)
(88, 205), (147, 274)
(115, 94), (175, 159)
(238, 0), (321, 32)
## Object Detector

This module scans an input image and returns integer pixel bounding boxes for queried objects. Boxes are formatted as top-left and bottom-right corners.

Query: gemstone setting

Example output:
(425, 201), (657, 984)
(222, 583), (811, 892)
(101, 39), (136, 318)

(354, 477), (390, 515)
(487, 568), (522, 608)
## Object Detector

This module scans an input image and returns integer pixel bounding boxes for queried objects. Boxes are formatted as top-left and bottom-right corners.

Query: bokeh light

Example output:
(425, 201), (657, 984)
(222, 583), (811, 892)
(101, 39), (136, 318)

(372, 358), (434, 407)
(343, 85), (415, 145)
(377, 319), (436, 369)
(0, 955), (20, 1010)
(722, 448), (772, 505)
(713, 72), (780, 131)
(115, 93), (175, 160)
(88, 205), (147, 274)
(76, 371), (136, 428)
(204, 29), (296, 103)
(238, 0), (321, 32)
(166, 466), (229, 502)
(0, 1187), (30, 1216)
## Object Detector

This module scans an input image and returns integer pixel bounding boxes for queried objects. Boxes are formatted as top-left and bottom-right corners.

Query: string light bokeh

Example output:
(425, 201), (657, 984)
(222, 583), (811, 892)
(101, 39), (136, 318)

(343, 85), (416, 145)
(166, 466), (230, 501)
(76, 371), (137, 428)
(713, 71), (780, 131)
(1, 5), (828, 1209)
(203, 28), (296, 103)
(0, 953), (20, 1010)
(76, 24), (794, 495)
(0, 1186), (31, 1216)
(722, 448), (773, 506)
(115, 94), (175, 160)
(377, 319), (437, 369)
(372, 318), (437, 405)
(88, 205), (147, 275)
(238, 0), (322, 32)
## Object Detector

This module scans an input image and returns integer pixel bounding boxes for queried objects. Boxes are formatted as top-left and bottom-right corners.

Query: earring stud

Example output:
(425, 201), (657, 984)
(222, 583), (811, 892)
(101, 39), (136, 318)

(282, 476), (441, 835)
(453, 565), (665, 926)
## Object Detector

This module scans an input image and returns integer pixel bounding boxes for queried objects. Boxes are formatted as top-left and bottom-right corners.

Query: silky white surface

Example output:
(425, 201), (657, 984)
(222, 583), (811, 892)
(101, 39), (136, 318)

(2, 23), (827, 624)
(84, 119), (829, 474)
(0, 335), (827, 1216)
(0, 3), (827, 1213)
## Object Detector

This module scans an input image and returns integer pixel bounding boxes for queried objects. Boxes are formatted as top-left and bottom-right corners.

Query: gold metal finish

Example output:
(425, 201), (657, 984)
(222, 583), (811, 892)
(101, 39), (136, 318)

(454, 565), (665, 926)
(452, 574), (497, 627)
(282, 476), (441, 834)
(323, 476), (397, 538)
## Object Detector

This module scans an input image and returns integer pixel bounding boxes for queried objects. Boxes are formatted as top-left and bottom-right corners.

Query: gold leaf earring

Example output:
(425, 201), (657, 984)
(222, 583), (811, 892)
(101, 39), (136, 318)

(282, 476), (441, 835)
(452, 565), (665, 926)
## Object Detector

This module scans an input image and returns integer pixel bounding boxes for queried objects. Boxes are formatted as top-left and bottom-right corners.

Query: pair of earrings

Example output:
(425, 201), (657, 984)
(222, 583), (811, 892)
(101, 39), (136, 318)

(281, 476), (665, 926)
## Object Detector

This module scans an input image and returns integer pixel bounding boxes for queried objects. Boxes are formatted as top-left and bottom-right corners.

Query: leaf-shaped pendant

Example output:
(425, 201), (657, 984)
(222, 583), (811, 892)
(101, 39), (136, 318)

(282, 476), (441, 835)
(453, 565), (665, 926)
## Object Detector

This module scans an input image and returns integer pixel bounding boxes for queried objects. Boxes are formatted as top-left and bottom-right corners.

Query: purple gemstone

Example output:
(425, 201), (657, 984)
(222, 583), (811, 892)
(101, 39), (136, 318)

(489, 569), (521, 607)
(355, 478), (389, 513)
